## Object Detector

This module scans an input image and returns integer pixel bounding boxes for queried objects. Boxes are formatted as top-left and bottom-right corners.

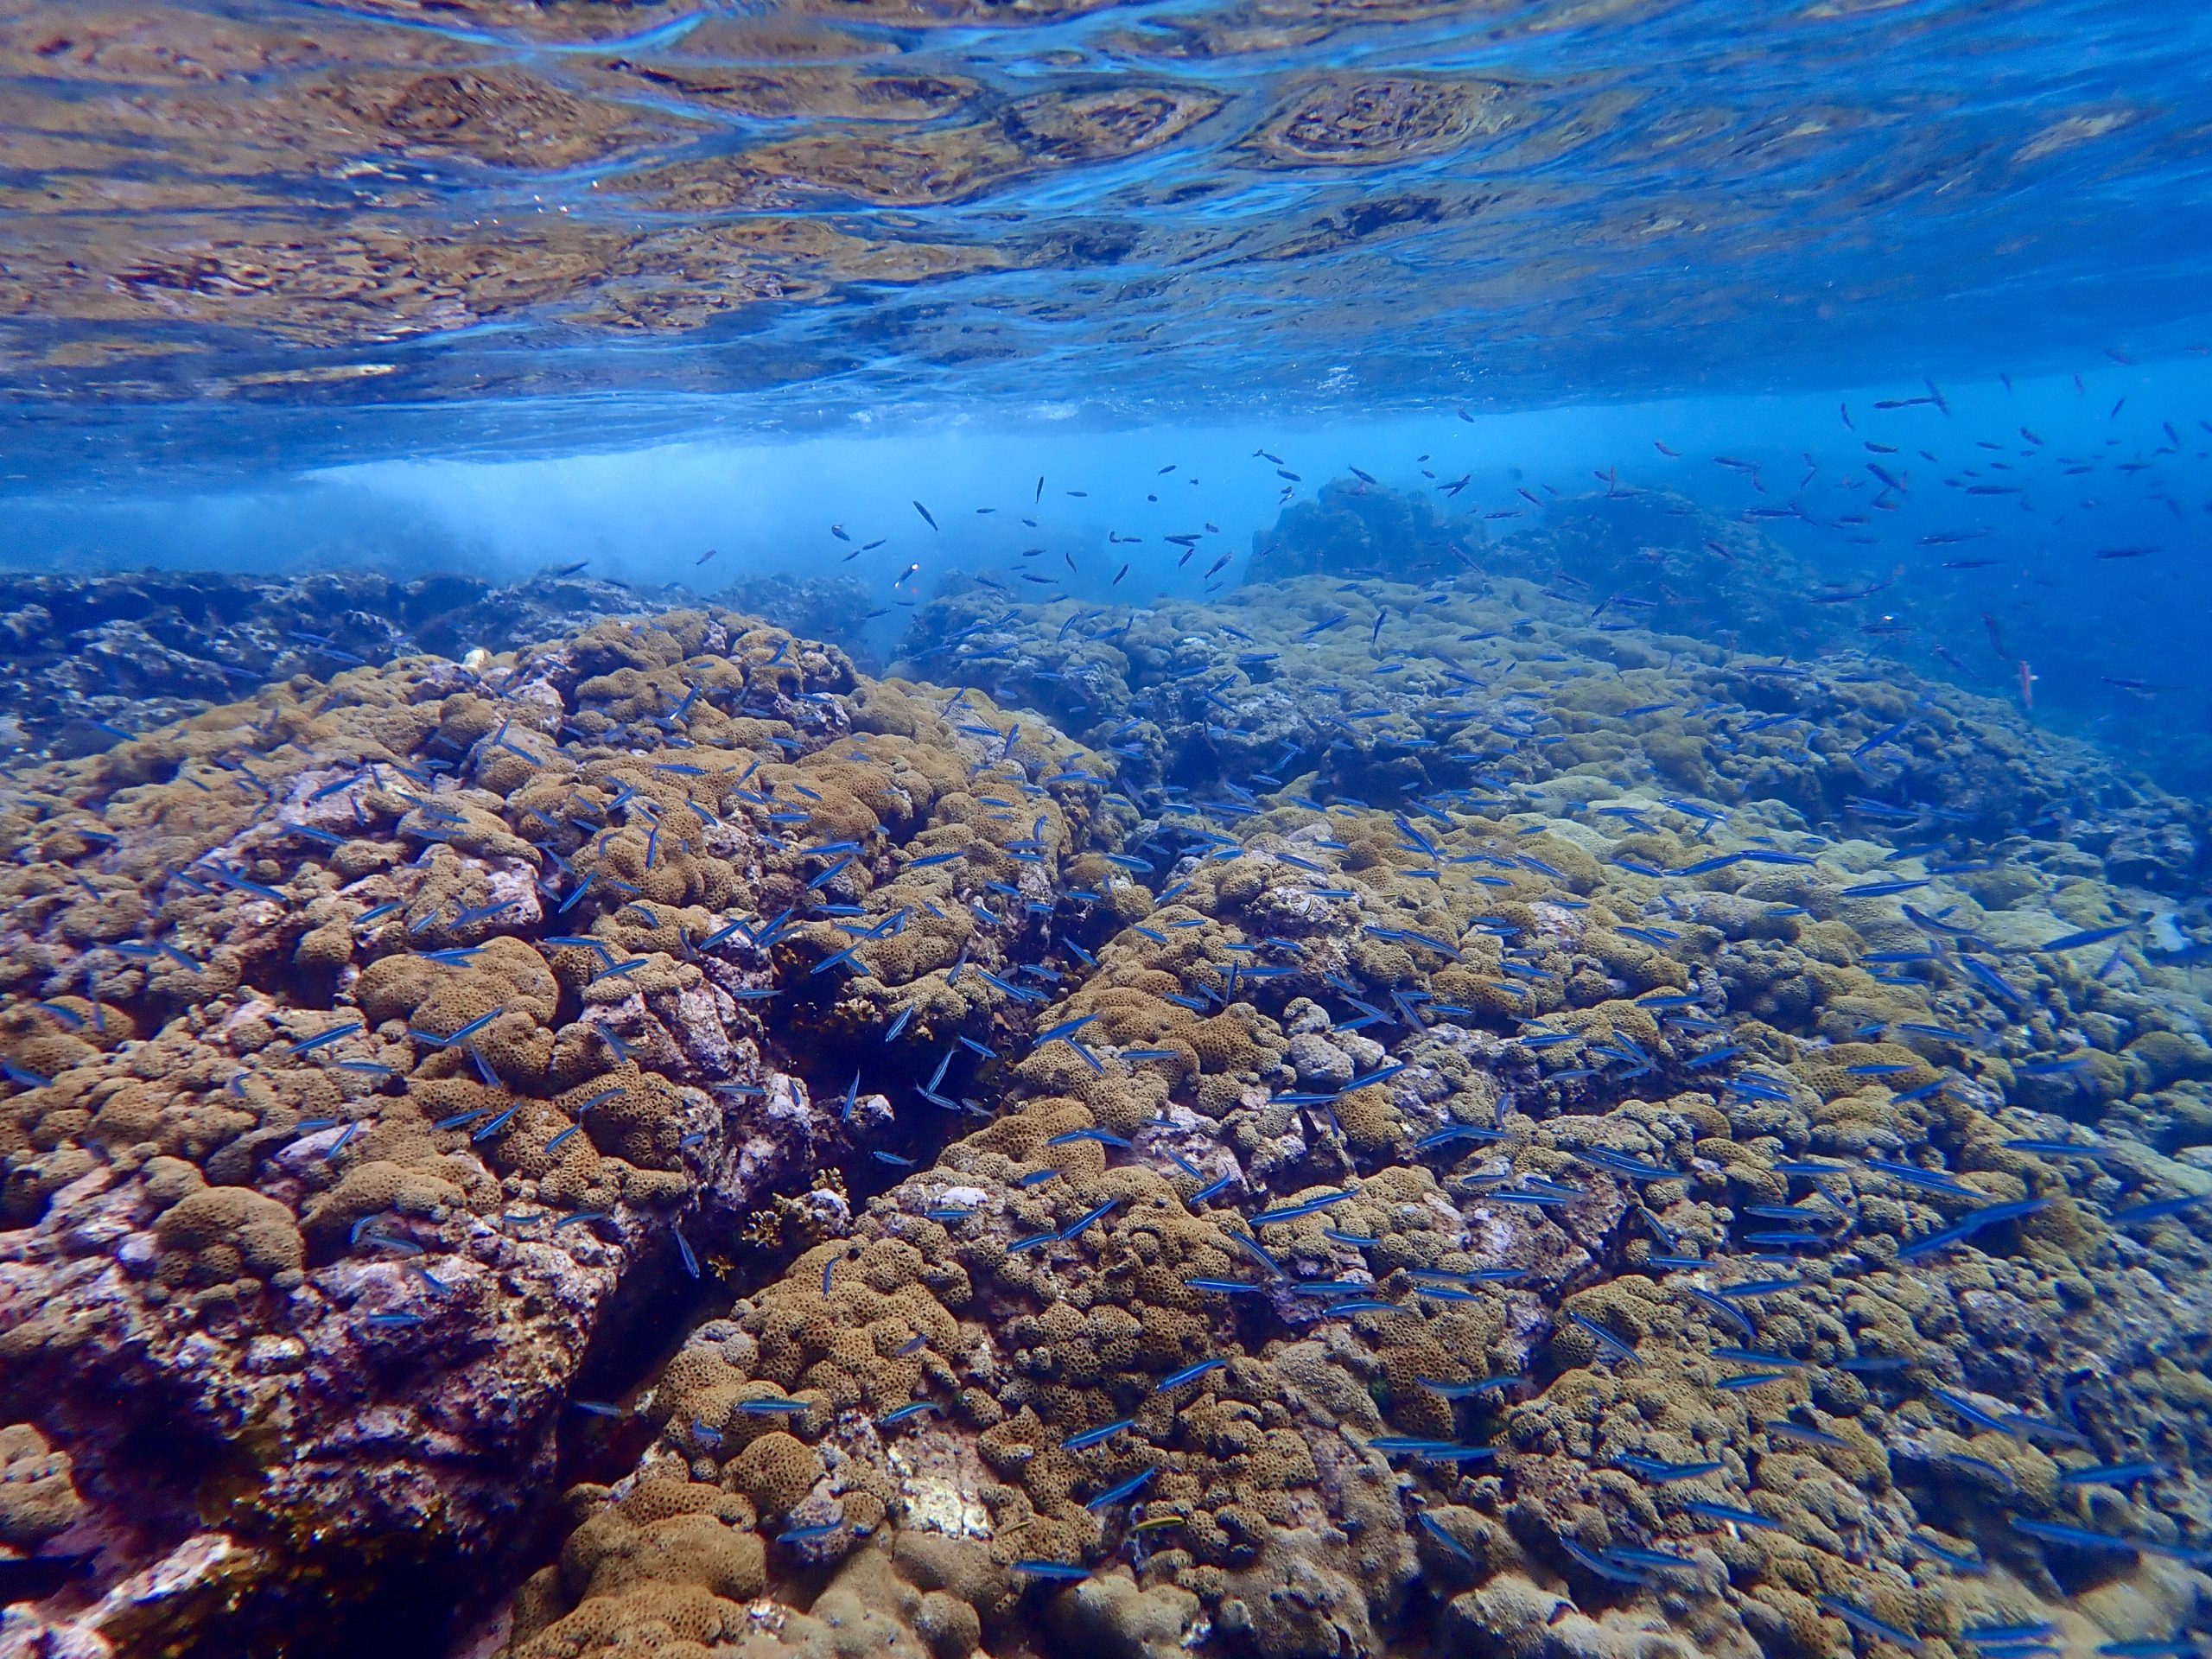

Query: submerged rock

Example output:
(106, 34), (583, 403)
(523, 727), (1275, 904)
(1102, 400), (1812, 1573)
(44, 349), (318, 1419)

(0, 567), (878, 768)
(506, 601), (2209, 1659)
(0, 607), (1119, 1654)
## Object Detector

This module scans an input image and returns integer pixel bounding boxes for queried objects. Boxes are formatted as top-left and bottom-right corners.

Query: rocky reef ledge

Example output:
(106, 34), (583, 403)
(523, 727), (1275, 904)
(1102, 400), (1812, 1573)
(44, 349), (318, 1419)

(0, 608), (1119, 1654)
(0, 567), (874, 766)
(1, 602), (2208, 1659)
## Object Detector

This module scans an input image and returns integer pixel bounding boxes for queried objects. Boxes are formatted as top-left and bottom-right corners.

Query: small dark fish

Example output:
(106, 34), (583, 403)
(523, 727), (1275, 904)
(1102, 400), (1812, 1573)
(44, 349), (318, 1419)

(1560, 1537), (1654, 1585)
(2110, 1194), (2206, 1225)
(1156, 1359), (1230, 1392)
(1564, 1311), (1637, 1365)
(2008, 1516), (2144, 1555)
(1084, 1466), (1158, 1510)
(1911, 1533), (1984, 1572)
(2002, 1138), (2109, 1159)
(912, 499), (938, 531)
(289, 1023), (365, 1055)
(2056, 1460), (2168, 1487)
(1418, 1510), (1478, 1560)
(737, 1396), (812, 1416)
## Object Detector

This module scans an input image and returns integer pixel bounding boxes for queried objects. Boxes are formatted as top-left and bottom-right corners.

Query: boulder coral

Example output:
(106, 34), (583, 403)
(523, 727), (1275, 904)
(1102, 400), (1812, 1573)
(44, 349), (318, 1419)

(0, 607), (1122, 1654)
(2, 586), (2208, 1659)
(505, 588), (2212, 1659)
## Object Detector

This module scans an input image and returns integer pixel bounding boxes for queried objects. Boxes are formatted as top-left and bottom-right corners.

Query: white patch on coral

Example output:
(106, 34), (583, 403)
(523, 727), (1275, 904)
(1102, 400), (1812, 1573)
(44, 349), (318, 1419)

(243, 1335), (308, 1375)
(893, 1471), (993, 1540)
(792, 1188), (850, 1232)
(741, 1598), (791, 1637)
(886, 1425), (1000, 1541)
(764, 1073), (811, 1127)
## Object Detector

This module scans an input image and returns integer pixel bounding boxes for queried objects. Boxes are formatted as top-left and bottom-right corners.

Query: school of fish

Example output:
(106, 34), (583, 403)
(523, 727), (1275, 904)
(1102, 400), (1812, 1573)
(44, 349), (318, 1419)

(0, 437), (2206, 1659)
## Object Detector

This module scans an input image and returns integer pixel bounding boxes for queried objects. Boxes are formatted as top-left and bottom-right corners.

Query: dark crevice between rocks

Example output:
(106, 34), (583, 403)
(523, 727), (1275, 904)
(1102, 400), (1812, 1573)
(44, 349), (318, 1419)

(0, 1552), (97, 1607)
(472, 1236), (732, 1655)
(0, 1362), (420, 1656)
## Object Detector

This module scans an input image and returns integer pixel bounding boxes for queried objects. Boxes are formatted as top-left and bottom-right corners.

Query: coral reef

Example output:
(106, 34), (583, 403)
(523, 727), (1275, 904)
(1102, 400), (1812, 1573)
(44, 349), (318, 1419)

(1250, 476), (1478, 583)
(3, 577), (2209, 1659)
(505, 582), (2211, 1659)
(0, 606), (1119, 1654)
(0, 1424), (84, 1554)
(893, 558), (2208, 892)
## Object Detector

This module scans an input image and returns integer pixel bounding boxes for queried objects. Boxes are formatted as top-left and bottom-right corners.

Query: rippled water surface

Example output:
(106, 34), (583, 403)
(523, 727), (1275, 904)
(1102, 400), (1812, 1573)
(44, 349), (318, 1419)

(5, 0), (2212, 472)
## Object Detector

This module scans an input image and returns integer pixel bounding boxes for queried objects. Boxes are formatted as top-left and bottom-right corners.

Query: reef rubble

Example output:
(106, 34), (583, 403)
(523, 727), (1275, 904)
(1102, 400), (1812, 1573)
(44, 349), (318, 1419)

(0, 589), (2207, 1659)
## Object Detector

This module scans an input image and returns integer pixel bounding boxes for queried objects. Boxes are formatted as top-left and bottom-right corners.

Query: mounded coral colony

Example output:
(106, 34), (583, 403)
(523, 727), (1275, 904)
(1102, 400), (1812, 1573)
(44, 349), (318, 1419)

(0, 565), (2208, 1659)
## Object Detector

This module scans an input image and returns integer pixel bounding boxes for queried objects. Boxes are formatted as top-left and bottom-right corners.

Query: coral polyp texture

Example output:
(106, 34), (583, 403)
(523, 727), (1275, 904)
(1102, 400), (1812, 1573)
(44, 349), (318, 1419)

(0, 608), (1122, 1653)
(1, 588), (2208, 1659)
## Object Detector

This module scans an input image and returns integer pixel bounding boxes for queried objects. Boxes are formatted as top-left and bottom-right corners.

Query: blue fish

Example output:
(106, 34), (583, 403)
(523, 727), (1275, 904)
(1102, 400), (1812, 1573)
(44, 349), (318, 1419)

(1564, 1311), (1638, 1365)
(1617, 1455), (1724, 1482)
(1157, 1359), (1230, 1391)
(2009, 1517), (2145, 1555)
(1062, 1418), (1135, 1452)
(1059, 1198), (1125, 1240)
(1681, 1499), (1786, 1531)
(1560, 1536), (1654, 1585)
(1910, 1533), (1985, 1573)
(1816, 1595), (1925, 1653)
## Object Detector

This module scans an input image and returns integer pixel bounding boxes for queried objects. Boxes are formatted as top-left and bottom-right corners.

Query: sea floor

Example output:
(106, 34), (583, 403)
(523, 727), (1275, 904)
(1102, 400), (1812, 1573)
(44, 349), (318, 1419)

(0, 556), (2207, 1659)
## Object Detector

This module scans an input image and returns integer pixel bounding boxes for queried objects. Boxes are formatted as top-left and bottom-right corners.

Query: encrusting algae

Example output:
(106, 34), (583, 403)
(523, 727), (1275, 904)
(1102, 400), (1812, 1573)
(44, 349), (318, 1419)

(0, 576), (2208, 1659)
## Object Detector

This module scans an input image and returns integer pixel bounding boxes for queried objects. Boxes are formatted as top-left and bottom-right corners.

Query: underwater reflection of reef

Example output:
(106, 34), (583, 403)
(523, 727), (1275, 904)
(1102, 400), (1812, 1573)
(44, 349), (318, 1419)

(0, 0), (2199, 437)
(0, 575), (2206, 1656)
